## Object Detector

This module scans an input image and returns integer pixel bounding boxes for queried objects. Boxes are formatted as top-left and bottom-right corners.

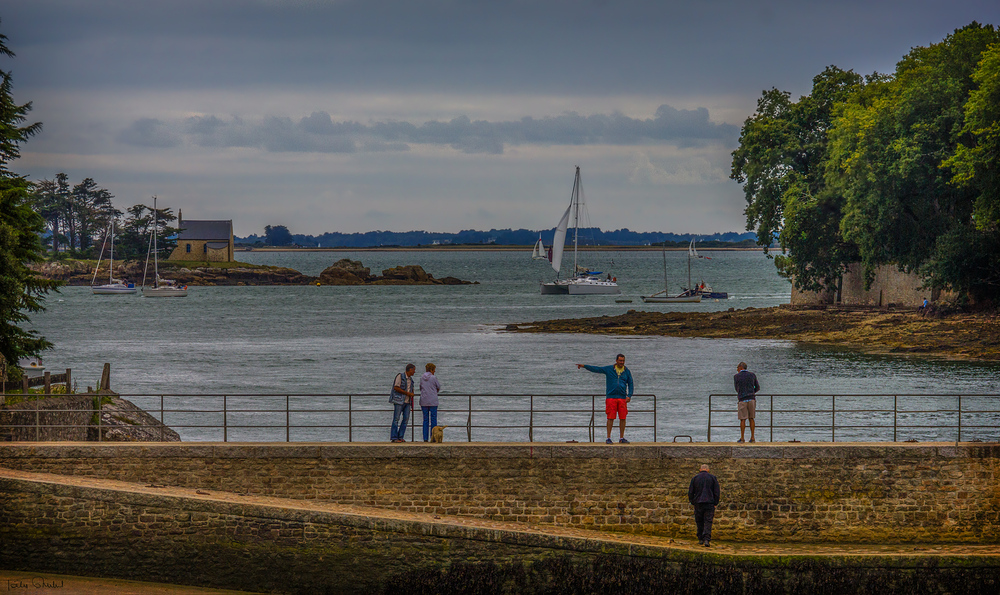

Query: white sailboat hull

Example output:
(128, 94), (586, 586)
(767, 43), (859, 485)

(143, 286), (188, 298)
(92, 283), (137, 295)
(541, 278), (621, 295)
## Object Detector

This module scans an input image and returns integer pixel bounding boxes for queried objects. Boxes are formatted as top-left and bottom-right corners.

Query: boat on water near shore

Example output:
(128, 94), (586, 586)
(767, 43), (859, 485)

(91, 220), (137, 295)
(678, 240), (728, 300)
(142, 196), (188, 298)
(539, 167), (620, 295)
(641, 239), (701, 303)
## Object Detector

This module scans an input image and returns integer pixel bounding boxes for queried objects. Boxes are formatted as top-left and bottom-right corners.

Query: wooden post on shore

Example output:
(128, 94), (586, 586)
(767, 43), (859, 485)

(43, 372), (51, 394)
(65, 369), (72, 393)
(100, 363), (111, 393)
(21, 376), (28, 394)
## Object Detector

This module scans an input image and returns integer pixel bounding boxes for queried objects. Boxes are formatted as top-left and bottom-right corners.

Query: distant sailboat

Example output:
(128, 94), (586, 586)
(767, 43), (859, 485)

(641, 242), (701, 303)
(531, 235), (547, 260)
(142, 196), (188, 298)
(679, 240), (729, 300)
(539, 167), (620, 295)
(91, 219), (137, 295)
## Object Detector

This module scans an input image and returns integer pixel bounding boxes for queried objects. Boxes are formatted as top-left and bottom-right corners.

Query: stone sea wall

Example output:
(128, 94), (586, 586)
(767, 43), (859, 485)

(0, 443), (996, 544)
(6, 471), (996, 595)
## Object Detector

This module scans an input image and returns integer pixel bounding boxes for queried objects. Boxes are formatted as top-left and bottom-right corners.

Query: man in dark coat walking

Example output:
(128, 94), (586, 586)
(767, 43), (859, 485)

(688, 464), (721, 547)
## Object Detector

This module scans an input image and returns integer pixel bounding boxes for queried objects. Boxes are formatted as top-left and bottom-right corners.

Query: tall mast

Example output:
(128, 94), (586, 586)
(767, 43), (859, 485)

(573, 166), (580, 274)
(109, 219), (114, 283)
(152, 195), (159, 287)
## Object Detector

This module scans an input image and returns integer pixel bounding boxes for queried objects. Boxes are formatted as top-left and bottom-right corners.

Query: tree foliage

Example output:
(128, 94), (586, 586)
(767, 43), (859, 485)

(731, 66), (864, 291)
(31, 173), (118, 256)
(733, 22), (1000, 304)
(0, 25), (58, 366)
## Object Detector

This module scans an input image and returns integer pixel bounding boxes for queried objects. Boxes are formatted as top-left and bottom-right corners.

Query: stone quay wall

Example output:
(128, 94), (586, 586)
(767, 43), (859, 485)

(8, 472), (998, 595)
(0, 442), (997, 544)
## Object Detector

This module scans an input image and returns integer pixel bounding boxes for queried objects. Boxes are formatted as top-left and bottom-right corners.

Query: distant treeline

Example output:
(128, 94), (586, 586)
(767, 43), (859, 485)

(239, 227), (759, 248)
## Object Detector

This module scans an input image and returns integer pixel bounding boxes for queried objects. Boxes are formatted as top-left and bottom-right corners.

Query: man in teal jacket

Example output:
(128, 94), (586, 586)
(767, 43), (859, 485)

(578, 353), (634, 444)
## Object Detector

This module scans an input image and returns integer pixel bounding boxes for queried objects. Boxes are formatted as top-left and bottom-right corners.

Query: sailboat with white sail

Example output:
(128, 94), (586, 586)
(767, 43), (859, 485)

(142, 196), (188, 298)
(539, 167), (620, 295)
(91, 219), (137, 295)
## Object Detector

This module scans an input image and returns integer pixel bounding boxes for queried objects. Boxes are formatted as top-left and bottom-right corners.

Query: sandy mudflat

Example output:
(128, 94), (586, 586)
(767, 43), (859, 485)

(511, 306), (1000, 361)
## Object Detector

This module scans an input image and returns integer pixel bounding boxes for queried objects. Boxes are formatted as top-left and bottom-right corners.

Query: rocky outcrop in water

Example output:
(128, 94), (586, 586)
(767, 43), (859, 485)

(318, 259), (476, 285)
(89, 395), (182, 442)
(31, 258), (475, 286)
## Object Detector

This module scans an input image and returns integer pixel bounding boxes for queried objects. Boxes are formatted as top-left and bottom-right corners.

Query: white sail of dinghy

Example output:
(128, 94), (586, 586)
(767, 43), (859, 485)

(531, 235), (547, 260)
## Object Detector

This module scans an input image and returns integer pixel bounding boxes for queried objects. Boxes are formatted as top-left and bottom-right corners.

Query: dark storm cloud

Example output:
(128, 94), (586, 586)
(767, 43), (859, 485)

(122, 105), (736, 154)
(117, 118), (181, 148)
(9, 0), (997, 98)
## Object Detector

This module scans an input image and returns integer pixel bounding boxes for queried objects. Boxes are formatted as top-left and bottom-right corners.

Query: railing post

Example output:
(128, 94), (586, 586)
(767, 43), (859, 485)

(467, 394), (472, 442)
(34, 398), (40, 441)
(769, 395), (773, 443)
(831, 395), (836, 443)
(286, 395), (290, 442)
(348, 395), (353, 443)
(223, 394), (228, 442)
(707, 395), (712, 443)
(529, 395), (534, 443)
(97, 394), (102, 442)
(590, 395), (597, 442)
(893, 395), (898, 442)
(653, 393), (657, 443)
(957, 395), (962, 442)
(160, 395), (164, 442)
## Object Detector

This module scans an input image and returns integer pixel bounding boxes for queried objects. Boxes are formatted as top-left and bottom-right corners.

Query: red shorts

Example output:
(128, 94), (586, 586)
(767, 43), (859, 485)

(606, 398), (628, 420)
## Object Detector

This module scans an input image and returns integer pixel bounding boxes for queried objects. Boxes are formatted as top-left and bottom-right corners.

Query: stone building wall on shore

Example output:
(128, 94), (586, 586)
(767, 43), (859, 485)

(0, 443), (997, 544)
(790, 263), (957, 307)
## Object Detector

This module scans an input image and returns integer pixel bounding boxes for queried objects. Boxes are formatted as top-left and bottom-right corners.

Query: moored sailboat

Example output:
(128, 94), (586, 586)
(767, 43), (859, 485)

(91, 219), (137, 295)
(142, 196), (188, 298)
(539, 167), (620, 295)
(679, 240), (729, 299)
(641, 241), (701, 303)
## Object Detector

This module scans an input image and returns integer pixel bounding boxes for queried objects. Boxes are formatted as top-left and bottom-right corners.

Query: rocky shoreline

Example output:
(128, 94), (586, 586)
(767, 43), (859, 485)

(508, 305), (1000, 361)
(31, 258), (476, 287)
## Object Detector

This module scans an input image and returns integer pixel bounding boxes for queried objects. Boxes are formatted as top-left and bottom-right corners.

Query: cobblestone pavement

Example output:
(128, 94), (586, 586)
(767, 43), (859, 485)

(3, 467), (997, 559)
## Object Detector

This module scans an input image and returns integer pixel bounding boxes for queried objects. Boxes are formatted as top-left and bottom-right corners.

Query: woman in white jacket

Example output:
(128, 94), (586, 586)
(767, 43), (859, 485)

(419, 363), (441, 442)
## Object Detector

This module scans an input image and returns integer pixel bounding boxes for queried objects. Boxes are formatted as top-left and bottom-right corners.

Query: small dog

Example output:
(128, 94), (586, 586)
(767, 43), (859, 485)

(430, 425), (448, 443)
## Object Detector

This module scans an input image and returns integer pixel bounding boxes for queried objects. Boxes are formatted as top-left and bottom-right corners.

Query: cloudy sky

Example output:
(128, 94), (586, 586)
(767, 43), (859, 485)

(5, 1), (998, 236)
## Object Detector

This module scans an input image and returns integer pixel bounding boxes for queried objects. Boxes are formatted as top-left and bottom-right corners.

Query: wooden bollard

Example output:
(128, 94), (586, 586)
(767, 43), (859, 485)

(22, 376), (28, 394)
(44, 371), (51, 394)
(65, 369), (72, 393)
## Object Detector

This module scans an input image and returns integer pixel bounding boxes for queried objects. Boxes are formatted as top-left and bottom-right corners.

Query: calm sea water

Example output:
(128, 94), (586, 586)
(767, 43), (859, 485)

(26, 249), (1000, 442)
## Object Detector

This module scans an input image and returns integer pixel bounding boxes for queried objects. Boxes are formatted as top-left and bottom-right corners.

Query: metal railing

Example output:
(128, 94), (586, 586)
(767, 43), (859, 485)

(707, 394), (1000, 443)
(0, 393), (657, 443)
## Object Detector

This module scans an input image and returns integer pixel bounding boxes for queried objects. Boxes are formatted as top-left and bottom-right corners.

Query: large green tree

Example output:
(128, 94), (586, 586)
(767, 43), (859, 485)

(826, 23), (1000, 300)
(0, 25), (58, 372)
(731, 66), (864, 291)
